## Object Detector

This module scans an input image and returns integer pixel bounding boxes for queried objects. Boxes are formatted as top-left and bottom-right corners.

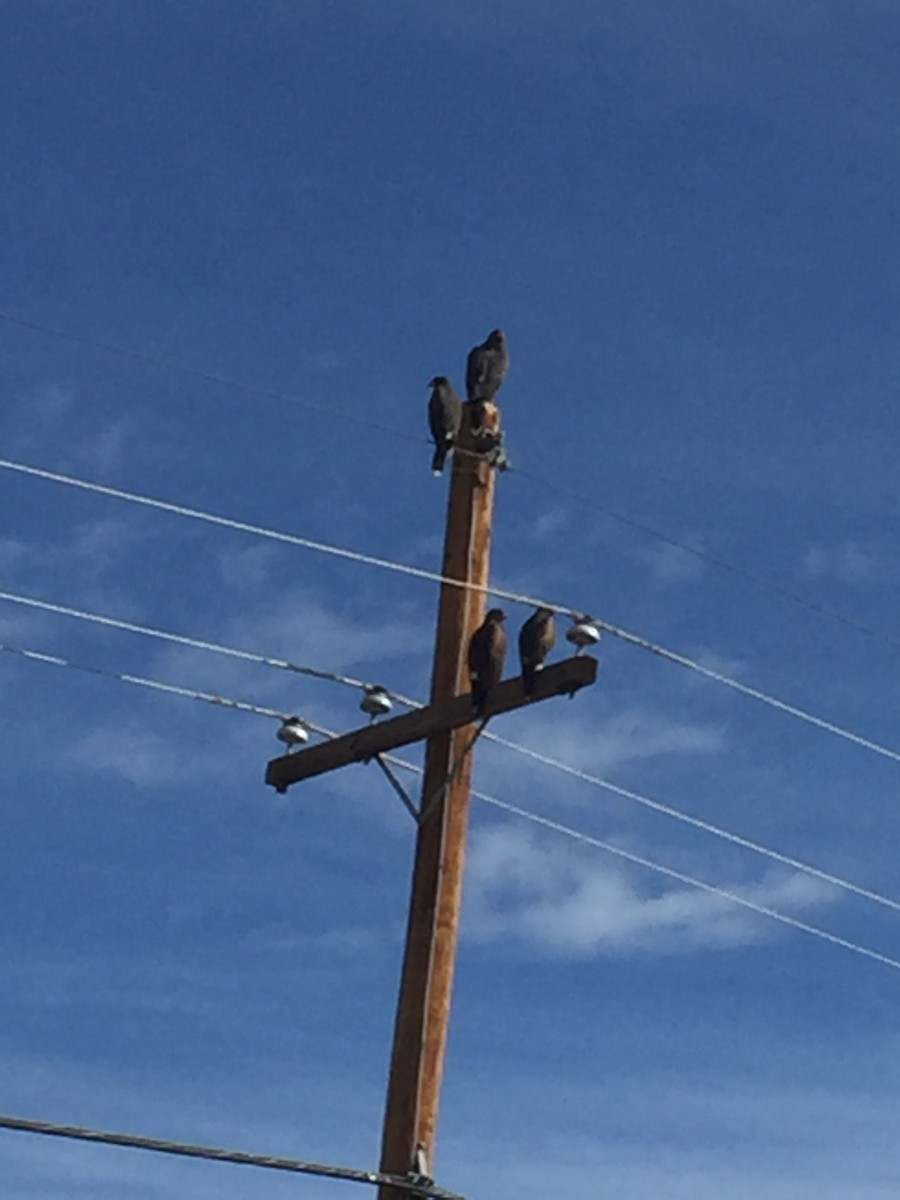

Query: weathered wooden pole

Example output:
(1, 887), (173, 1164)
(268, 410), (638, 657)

(262, 402), (597, 1195)
(377, 409), (495, 1195)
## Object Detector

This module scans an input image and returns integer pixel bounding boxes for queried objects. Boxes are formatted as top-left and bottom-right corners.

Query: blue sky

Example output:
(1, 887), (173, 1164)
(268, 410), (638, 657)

(3, 2), (900, 1196)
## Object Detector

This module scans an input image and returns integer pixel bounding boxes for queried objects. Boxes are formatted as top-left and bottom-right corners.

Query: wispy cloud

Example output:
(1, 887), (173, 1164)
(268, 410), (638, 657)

(215, 542), (281, 593)
(494, 704), (725, 787)
(68, 720), (214, 787)
(451, 1068), (900, 1200)
(639, 538), (705, 584)
(58, 584), (433, 794)
(530, 508), (569, 541)
(801, 541), (878, 582)
(9, 381), (138, 476)
(465, 823), (835, 957)
(223, 586), (431, 673)
(0, 515), (145, 582)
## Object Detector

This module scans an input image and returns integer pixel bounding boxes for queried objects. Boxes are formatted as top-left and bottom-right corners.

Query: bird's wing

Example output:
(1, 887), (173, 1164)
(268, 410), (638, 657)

(466, 347), (489, 396)
(518, 614), (537, 660)
(539, 615), (557, 655)
(491, 624), (508, 671)
(427, 390), (444, 444)
(446, 388), (463, 434)
(468, 627), (485, 676)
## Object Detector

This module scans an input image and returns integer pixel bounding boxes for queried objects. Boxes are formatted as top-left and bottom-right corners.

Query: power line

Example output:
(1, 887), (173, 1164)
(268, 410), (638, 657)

(0, 311), (420, 447)
(4, 621), (899, 973)
(480, 729), (900, 914)
(0, 637), (307, 726)
(5, 589), (900, 916)
(0, 1114), (464, 1199)
(2, 458), (900, 769)
(515, 466), (900, 651)
(6, 307), (899, 657)
(8, 624), (900, 925)
(377, 751), (900, 974)
(3, 650), (898, 1158)
(473, 788), (900, 974)
(0, 585), (385, 698)
(602, 623), (900, 764)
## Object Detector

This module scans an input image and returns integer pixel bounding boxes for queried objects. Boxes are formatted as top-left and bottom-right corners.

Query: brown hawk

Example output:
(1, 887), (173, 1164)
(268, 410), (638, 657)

(427, 376), (463, 475)
(518, 607), (556, 696)
(465, 329), (509, 436)
(467, 608), (507, 716)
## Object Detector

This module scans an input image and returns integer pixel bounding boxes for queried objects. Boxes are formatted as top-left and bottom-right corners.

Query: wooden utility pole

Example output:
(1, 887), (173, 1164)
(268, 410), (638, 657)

(376, 411), (496, 1196)
(265, 407), (597, 1198)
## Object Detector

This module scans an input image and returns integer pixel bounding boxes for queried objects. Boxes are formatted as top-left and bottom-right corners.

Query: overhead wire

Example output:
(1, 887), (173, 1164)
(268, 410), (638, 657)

(380, 750), (900, 975)
(514, 466), (900, 652)
(2, 616), (899, 971)
(5, 307), (899, 655)
(0, 311), (421, 447)
(0, 1114), (464, 1199)
(4, 316), (900, 953)
(6, 620), (900, 923)
(0, 585), (386, 697)
(0, 636), (306, 726)
(3, 456), (900, 769)
(479, 728), (900, 913)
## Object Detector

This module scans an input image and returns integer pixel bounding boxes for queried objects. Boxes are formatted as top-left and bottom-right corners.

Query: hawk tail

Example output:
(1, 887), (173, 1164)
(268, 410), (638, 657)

(522, 664), (537, 697)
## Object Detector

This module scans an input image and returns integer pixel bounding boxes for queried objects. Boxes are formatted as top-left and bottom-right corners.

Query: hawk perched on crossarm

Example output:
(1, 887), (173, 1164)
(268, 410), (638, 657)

(518, 607), (556, 696)
(467, 608), (507, 717)
(465, 329), (509, 435)
(427, 376), (463, 475)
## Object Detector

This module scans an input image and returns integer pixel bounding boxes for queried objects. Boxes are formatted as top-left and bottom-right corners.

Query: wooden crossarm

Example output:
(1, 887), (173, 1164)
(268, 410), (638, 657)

(265, 654), (598, 793)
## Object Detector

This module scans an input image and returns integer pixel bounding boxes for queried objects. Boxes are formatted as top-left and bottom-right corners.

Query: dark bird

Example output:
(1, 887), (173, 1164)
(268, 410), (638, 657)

(427, 376), (462, 475)
(465, 329), (509, 434)
(468, 608), (507, 717)
(518, 607), (557, 696)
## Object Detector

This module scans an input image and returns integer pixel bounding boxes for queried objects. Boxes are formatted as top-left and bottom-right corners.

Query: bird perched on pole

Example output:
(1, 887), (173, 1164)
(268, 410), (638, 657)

(465, 329), (509, 436)
(467, 608), (507, 717)
(427, 375), (462, 475)
(518, 607), (557, 696)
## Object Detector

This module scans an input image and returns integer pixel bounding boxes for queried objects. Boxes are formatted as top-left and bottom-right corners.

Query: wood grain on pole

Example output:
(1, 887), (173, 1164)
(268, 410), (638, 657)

(415, 423), (496, 1164)
(377, 409), (495, 1197)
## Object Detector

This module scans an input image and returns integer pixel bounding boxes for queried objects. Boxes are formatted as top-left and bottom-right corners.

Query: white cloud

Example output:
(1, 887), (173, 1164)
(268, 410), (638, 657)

(465, 823), (835, 957)
(0, 513), (151, 590)
(216, 542), (280, 592)
(452, 1078), (900, 1200)
(640, 538), (705, 584)
(531, 508), (568, 540)
(64, 690), (273, 790)
(493, 704), (725, 787)
(11, 382), (136, 475)
(217, 585), (432, 676)
(82, 416), (134, 475)
(69, 721), (199, 787)
(58, 586), (433, 795)
(29, 381), (75, 422)
(801, 541), (877, 582)
(242, 923), (379, 956)
(0, 537), (30, 573)
(690, 647), (747, 679)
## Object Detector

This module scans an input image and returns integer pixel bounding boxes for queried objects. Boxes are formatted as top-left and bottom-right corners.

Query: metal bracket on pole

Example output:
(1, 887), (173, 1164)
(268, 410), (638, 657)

(369, 720), (491, 829)
(405, 1143), (434, 1192)
(373, 754), (420, 822)
(417, 718), (489, 828)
